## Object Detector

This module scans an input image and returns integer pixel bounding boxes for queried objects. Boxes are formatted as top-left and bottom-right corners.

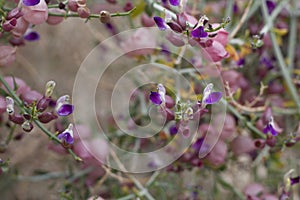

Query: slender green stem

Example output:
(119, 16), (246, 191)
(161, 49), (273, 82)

(216, 174), (246, 200)
(48, 7), (136, 18)
(287, 0), (297, 71)
(0, 75), (82, 162)
(261, 1), (300, 112)
(5, 124), (16, 145)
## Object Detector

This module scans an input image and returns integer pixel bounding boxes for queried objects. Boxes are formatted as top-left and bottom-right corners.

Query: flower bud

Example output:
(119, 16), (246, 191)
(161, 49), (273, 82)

(36, 96), (51, 112)
(77, 6), (90, 18)
(22, 121), (33, 132)
(22, 0), (48, 25)
(46, 8), (66, 25)
(9, 113), (25, 124)
(0, 46), (16, 66)
(99, 10), (111, 23)
(5, 97), (14, 115)
(6, 8), (23, 20)
(45, 80), (56, 97)
(38, 112), (58, 123)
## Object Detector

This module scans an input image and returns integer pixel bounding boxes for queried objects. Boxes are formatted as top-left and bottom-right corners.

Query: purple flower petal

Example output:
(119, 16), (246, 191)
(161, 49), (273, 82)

(169, 0), (180, 6)
(57, 133), (63, 140)
(266, 0), (276, 14)
(192, 138), (204, 152)
(169, 124), (178, 135)
(150, 91), (162, 105)
(290, 176), (300, 185)
(191, 26), (208, 38)
(56, 104), (74, 116)
(23, 0), (40, 6)
(153, 16), (168, 31)
(269, 124), (278, 136)
(64, 132), (74, 144)
(24, 31), (40, 41)
(203, 92), (222, 104)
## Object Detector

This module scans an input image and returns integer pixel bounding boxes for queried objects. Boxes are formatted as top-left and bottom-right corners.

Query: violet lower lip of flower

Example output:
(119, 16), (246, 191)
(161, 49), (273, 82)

(55, 95), (74, 116)
(58, 124), (74, 145)
(263, 117), (278, 136)
(202, 83), (222, 105)
(169, 0), (180, 6)
(23, 0), (40, 6)
(56, 104), (74, 116)
(290, 176), (300, 185)
(191, 26), (208, 38)
(150, 84), (166, 105)
(153, 16), (168, 31)
(24, 31), (40, 41)
(150, 91), (162, 105)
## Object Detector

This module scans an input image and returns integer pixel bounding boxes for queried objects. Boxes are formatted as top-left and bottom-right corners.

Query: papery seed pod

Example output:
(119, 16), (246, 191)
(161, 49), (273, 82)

(77, 0), (87, 6)
(77, 6), (90, 18)
(67, 0), (79, 12)
(38, 112), (57, 123)
(47, 8), (66, 25)
(99, 10), (111, 23)
(2, 18), (17, 32)
(231, 135), (255, 156)
(21, 90), (43, 105)
(266, 135), (276, 147)
(9, 113), (25, 124)
(141, 13), (155, 27)
(11, 17), (29, 38)
(6, 8), (23, 20)
(9, 37), (25, 46)
(0, 46), (16, 66)
(22, 0), (49, 25)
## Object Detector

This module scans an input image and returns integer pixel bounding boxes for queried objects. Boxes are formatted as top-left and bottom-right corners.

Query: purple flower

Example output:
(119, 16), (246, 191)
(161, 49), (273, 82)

(266, 0), (276, 14)
(23, 0), (40, 6)
(150, 92), (162, 105)
(150, 84), (166, 105)
(58, 124), (74, 145)
(55, 95), (74, 116)
(263, 116), (278, 136)
(290, 176), (300, 185)
(169, 124), (178, 135)
(24, 31), (40, 41)
(169, 0), (180, 6)
(202, 83), (222, 106)
(153, 16), (168, 31)
(191, 26), (208, 38)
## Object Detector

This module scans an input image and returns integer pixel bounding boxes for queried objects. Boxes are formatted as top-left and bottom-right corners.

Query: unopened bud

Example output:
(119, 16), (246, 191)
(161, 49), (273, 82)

(99, 10), (111, 23)
(22, 121), (33, 132)
(77, 6), (90, 18)
(6, 97), (14, 115)
(45, 80), (56, 97)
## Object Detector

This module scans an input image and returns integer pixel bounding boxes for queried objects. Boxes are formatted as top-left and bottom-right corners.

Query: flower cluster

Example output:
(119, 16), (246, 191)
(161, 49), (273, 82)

(1, 78), (74, 143)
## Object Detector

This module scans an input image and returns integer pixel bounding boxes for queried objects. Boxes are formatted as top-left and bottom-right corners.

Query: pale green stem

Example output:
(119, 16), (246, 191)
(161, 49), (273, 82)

(261, 1), (300, 112)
